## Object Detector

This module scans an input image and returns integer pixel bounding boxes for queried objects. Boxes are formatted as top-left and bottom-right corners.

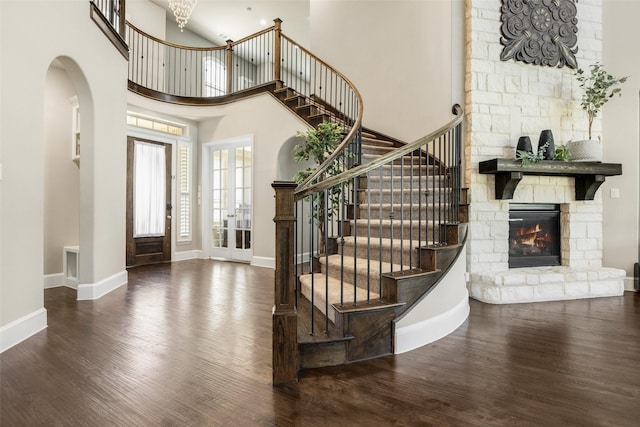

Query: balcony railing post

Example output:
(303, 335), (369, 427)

(273, 18), (283, 83)
(118, 0), (126, 40)
(272, 181), (298, 385)
(226, 39), (234, 94)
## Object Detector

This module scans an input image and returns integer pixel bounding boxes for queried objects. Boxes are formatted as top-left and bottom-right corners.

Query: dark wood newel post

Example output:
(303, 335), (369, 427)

(272, 181), (298, 385)
(273, 18), (283, 84)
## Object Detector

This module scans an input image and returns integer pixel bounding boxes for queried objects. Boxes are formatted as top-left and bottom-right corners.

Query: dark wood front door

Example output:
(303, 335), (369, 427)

(126, 137), (172, 267)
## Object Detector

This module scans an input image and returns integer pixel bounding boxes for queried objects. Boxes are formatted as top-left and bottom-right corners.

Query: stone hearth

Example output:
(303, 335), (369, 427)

(470, 266), (625, 304)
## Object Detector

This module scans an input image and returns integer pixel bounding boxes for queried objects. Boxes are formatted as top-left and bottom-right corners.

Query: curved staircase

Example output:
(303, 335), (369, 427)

(271, 94), (468, 370)
(122, 15), (467, 382)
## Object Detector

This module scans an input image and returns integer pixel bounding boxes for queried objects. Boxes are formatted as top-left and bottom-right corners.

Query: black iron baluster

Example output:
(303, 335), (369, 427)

(400, 155), (405, 270)
(389, 160), (394, 273)
(410, 151), (414, 269)
(379, 166), (383, 292)
(324, 189), (329, 335)
(352, 176), (357, 307)
(309, 196), (315, 336)
(366, 170), (371, 303)
(340, 180), (345, 308)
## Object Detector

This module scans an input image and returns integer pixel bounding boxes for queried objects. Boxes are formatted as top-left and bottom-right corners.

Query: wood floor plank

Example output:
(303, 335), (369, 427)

(1, 259), (639, 426)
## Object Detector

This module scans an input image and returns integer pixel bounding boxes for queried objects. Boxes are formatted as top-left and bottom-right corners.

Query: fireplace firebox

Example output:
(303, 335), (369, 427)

(509, 204), (561, 268)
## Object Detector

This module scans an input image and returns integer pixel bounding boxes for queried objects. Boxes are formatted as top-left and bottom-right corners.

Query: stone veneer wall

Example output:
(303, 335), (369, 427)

(464, 0), (605, 278)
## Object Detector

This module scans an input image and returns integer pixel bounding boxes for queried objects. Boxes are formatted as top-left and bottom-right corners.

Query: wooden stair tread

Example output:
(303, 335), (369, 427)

(382, 267), (441, 279)
(300, 273), (381, 305)
(319, 254), (407, 278)
(361, 137), (395, 147)
(341, 236), (439, 249)
(333, 299), (405, 314)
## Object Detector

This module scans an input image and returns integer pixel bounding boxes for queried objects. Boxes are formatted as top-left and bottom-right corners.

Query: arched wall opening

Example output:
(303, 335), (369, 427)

(45, 56), (95, 293)
(43, 61), (81, 289)
(276, 135), (308, 182)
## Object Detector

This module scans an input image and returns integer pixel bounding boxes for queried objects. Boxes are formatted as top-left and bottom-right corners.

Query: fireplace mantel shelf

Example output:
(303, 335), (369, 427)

(479, 159), (622, 200)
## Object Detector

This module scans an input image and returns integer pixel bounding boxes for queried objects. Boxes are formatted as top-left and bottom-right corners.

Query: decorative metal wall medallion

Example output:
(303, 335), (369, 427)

(500, 0), (578, 69)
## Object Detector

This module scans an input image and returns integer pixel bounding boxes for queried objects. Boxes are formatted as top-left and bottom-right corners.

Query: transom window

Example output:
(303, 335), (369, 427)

(127, 112), (186, 136)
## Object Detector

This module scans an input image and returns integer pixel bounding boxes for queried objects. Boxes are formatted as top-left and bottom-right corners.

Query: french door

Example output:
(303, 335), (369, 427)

(204, 138), (252, 262)
(126, 137), (172, 267)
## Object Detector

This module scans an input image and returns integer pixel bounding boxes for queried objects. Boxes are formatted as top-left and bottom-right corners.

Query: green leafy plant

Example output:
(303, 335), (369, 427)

(293, 122), (345, 185)
(516, 141), (549, 166)
(293, 122), (347, 253)
(553, 145), (571, 162)
(575, 63), (628, 140)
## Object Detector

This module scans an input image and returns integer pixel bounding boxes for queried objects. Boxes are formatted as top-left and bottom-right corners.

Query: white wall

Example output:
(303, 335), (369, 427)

(126, 0), (166, 39)
(603, 1), (640, 282)
(309, 0), (458, 142)
(127, 91), (307, 264)
(198, 94), (309, 263)
(166, 20), (217, 47)
(44, 65), (80, 275)
(1, 1), (128, 338)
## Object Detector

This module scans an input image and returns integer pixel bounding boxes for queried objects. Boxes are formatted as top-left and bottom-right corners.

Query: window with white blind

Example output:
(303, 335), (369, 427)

(178, 141), (192, 242)
(203, 57), (226, 96)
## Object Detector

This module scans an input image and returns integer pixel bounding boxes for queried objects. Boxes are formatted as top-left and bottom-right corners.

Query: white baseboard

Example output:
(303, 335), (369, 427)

(297, 252), (311, 265)
(624, 276), (636, 292)
(77, 270), (128, 300)
(251, 256), (275, 269)
(0, 308), (47, 353)
(43, 273), (65, 289)
(394, 290), (470, 354)
(174, 250), (203, 261)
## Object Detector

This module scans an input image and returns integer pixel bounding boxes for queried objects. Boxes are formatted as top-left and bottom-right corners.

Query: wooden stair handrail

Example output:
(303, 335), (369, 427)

(126, 21), (275, 52)
(280, 34), (364, 195)
(294, 105), (464, 200)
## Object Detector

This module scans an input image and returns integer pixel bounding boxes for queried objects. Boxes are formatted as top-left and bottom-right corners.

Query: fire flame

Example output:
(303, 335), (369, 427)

(512, 224), (552, 248)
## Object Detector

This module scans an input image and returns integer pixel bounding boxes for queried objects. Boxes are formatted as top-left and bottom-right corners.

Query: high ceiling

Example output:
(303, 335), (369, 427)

(148, 0), (310, 47)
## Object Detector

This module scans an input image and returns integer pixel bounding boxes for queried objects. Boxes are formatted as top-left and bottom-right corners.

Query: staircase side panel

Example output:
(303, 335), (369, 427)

(394, 243), (470, 354)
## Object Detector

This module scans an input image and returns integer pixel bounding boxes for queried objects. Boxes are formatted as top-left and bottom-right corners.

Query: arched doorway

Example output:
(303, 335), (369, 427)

(43, 56), (94, 298)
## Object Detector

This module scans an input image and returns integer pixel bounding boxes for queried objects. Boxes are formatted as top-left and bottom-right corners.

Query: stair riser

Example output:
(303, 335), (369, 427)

(362, 165), (442, 177)
(300, 282), (337, 323)
(361, 145), (395, 156)
(358, 204), (453, 220)
(285, 97), (306, 108)
(361, 154), (432, 166)
(351, 221), (441, 240)
(365, 177), (448, 190)
(341, 243), (419, 267)
(359, 190), (454, 204)
(317, 258), (387, 291)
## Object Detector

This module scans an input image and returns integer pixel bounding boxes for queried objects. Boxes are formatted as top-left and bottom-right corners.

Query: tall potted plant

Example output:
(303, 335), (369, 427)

(293, 121), (346, 254)
(568, 63), (628, 161)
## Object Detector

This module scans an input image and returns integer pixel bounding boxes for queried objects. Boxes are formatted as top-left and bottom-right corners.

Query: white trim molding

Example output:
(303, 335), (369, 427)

(77, 270), (128, 300)
(174, 250), (203, 261)
(0, 308), (47, 353)
(624, 277), (635, 292)
(43, 273), (65, 289)
(394, 245), (469, 354)
(251, 256), (275, 269)
(394, 290), (470, 355)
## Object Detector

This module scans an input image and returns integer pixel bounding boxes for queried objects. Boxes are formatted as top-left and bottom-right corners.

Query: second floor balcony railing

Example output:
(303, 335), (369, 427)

(127, 21), (279, 101)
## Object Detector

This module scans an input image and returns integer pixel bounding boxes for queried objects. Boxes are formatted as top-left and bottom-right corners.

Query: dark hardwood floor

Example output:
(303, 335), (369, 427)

(1, 259), (639, 426)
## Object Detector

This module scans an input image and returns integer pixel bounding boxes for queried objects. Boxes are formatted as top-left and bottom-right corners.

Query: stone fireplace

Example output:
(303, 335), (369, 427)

(463, 0), (625, 304)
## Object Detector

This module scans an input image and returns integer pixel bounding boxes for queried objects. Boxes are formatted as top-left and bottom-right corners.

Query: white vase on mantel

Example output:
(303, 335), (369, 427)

(566, 138), (602, 162)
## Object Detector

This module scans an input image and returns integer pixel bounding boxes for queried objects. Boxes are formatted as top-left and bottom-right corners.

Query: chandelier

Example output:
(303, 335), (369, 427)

(168, 0), (197, 31)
